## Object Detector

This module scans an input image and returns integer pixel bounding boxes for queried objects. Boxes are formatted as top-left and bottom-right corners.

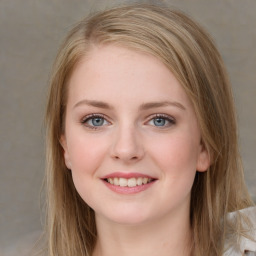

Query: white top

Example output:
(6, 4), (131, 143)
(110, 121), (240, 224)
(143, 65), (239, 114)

(224, 206), (256, 255)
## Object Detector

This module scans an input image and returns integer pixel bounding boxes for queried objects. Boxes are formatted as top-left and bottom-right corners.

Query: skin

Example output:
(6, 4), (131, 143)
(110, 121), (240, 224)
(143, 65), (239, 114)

(61, 44), (210, 256)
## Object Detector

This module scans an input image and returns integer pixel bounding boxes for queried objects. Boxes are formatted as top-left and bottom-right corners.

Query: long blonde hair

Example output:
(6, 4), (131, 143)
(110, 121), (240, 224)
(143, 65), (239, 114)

(45, 4), (253, 255)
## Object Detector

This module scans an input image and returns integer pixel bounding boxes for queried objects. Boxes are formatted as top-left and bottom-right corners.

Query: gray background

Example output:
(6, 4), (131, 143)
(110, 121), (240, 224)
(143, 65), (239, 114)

(0, 0), (255, 255)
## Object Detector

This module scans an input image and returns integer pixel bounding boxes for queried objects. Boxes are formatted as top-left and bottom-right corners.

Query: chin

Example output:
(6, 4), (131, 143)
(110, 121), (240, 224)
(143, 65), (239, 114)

(97, 206), (155, 226)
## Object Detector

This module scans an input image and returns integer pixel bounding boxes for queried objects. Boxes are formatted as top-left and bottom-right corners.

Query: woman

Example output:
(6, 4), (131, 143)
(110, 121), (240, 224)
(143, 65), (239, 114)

(44, 4), (256, 256)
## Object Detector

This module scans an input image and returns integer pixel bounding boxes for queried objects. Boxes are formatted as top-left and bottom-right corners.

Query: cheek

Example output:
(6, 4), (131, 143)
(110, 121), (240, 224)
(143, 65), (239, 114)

(67, 134), (109, 175)
(154, 134), (199, 201)
(148, 133), (200, 177)
(66, 135), (110, 207)
(145, 134), (199, 213)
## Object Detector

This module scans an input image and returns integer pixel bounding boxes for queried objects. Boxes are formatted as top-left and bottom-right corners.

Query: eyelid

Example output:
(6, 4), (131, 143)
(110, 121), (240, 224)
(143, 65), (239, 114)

(81, 113), (111, 129)
(80, 113), (175, 129)
(146, 113), (176, 126)
(81, 113), (106, 122)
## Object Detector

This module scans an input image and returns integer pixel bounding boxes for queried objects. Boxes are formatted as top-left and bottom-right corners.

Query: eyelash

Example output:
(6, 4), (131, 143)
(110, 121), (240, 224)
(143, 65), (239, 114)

(80, 113), (176, 130)
(147, 114), (176, 128)
(81, 114), (110, 130)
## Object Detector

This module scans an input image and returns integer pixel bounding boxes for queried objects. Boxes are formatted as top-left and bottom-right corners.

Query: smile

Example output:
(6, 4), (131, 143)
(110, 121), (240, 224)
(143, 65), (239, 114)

(102, 173), (157, 194)
(106, 177), (153, 187)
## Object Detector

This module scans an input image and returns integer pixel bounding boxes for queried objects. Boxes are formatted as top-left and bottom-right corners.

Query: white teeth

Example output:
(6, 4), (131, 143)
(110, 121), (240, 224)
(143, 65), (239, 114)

(137, 177), (143, 186)
(106, 177), (153, 187)
(114, 177), (119, 186)
(142, 177), (148, 184)
(119, 178), (128, 187)
(128, 178), (137, 187)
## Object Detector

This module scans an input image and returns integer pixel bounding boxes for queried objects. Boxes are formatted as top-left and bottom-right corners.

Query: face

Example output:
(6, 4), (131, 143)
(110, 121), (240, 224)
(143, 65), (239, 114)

(61, 44), (210, 225)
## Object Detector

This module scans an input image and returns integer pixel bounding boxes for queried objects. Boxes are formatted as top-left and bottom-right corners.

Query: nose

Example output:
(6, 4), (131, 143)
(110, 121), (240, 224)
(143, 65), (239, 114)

(110, 124), (145, 163)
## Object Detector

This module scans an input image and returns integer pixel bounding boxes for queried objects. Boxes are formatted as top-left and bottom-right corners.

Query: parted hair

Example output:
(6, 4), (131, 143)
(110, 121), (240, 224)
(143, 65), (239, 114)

(45, 4), (253, 256)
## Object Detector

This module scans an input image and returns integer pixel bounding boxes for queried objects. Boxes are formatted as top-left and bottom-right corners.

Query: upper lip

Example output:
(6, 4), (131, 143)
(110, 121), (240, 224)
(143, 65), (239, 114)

(101, 172), (157, 180)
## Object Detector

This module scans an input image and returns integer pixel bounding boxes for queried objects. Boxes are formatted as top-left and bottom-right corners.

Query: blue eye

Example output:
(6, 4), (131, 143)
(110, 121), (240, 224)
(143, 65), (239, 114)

(148, 115), (175, 127)
(82, 114), (109, 128)
(153, 117), (167, 126)
(91, 117), (105, 126)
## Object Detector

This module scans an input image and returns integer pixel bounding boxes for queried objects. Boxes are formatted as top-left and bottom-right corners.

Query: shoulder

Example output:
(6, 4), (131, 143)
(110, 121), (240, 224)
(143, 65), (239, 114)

(224, 206), (256, 256)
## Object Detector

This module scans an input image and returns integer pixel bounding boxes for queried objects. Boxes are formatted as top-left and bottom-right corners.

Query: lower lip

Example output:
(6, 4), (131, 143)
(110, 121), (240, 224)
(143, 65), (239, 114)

(103, 180), (156, 194)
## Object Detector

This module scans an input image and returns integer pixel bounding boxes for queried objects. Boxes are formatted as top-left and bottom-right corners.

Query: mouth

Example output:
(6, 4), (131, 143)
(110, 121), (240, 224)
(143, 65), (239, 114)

(101, 173), (157, 194)
(104, 177), (155, 187)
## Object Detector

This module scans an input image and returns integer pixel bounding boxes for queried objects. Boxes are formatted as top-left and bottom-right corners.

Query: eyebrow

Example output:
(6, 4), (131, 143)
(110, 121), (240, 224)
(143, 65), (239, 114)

(139, 101), (186, 111)
(73, 99), (186, 111)
(73, 99), (113, 109)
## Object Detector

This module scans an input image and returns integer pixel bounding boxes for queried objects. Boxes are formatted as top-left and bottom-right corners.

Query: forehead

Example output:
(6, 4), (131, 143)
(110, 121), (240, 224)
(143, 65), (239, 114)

(67, 44), (193, 110)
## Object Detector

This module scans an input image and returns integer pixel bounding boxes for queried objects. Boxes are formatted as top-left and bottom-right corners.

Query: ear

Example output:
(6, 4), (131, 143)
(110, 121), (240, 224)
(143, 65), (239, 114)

(60, 135), (72, 169)
(196, 141), (211, 172)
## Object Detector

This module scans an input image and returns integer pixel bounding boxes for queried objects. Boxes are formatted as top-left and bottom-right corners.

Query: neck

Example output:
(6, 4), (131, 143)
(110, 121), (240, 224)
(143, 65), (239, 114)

(93, 210), (192, 256)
